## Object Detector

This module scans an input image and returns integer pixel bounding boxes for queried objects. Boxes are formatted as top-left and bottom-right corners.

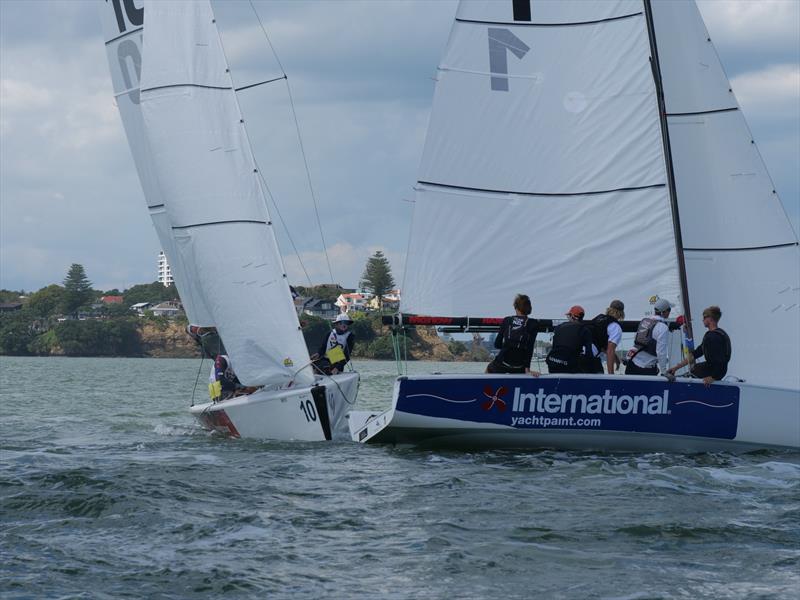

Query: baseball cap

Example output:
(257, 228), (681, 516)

(565, 305), (585, 319)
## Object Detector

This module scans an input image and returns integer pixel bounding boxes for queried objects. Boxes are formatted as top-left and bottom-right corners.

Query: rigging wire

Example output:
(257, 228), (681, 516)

(247, 0), (336, 285)
(254, 167), (314, 287)
(191, 355), (205, 407)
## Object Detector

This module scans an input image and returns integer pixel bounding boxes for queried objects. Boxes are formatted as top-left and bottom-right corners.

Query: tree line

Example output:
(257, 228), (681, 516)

(0, 264), (179, 356)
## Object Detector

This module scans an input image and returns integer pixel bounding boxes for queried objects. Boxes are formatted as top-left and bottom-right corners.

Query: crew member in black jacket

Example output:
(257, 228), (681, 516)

(668, 305), (731, 386)
(546, 305), (593, 374)
(486, 294), (541, 376)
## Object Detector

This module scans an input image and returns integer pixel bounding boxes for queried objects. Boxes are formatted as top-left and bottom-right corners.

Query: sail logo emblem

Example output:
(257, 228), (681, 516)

(283, 357), (294, 367)
(482, 386), (508, 412)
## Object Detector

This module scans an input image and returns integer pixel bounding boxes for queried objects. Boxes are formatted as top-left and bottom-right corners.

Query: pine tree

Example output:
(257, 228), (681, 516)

(360, 251), (395, 310)
(62, 263), (94, 317)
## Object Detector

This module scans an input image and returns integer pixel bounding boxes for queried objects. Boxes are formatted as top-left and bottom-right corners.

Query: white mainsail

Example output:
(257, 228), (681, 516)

(103, 0), (313, 388)
(651, 0), (800, 389)
(402, 0), (683, 320)
(101, 1), (213, 327)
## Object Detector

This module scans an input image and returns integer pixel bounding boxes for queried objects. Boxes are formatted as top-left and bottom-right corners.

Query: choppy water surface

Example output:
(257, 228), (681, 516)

(1, 356), (798, 599)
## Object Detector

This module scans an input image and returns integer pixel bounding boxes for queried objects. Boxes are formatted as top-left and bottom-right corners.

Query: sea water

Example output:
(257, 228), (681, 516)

(1, 356), (798, 599)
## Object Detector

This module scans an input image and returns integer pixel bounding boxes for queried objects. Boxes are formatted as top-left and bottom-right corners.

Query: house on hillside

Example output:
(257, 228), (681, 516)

(100, 295), (124, 304)
(335, 292), (369, 313)
(303, 298), (338, 320)
(0, 302), (23, 313)
(150, 301), (183, 318)
(366, 288), (401, 311)
(130, 302), (152, 316)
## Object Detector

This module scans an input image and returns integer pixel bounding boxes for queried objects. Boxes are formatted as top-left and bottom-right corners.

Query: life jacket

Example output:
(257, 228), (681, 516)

(324, 330), (351, 365)
(503, 316), (531, 350)
(549, 320), (586, 361)
(208, 354), (237, 400)
(633, 317), (659, 355)
(590, 314), (619, 352)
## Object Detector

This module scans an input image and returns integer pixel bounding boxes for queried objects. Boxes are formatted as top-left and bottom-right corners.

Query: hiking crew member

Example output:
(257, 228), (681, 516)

(668, 305), (732, 387)
(546, 305), (593, 374)
(486, 294), (541, 376)
(208, 353), (240, 401)
(588, 299), (625, 374)
(311, 313), (356, 375)
(625, 297), (673, 376)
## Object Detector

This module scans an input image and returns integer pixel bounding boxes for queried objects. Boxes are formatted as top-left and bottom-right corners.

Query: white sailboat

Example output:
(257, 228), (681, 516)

(101, 0), (359, 441)
(351, 0), (800, 451)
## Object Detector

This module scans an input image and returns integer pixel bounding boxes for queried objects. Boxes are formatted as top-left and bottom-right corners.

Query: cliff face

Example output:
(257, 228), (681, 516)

(411, 326), (458, 361)
(138, 321), (200, 358)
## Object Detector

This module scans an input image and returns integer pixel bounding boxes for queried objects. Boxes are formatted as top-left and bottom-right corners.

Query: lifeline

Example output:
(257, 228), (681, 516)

(511, 388), (669, 416)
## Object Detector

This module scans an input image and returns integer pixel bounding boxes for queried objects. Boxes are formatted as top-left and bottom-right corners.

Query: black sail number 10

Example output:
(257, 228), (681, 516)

(107, 0), (143, 35)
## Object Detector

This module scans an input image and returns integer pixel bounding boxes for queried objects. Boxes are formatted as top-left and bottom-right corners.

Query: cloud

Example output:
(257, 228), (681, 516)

(731, 64), (800, 119)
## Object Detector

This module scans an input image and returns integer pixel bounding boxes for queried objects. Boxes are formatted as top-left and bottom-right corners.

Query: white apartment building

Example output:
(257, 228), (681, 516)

(158, 251), (174, 287)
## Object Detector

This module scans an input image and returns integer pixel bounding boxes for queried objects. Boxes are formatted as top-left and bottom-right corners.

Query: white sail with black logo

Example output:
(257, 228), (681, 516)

(402, 0), (799, 389)
(102, 0), (313, 388)
(101, 0), (213, 327)
(402, 0), (682, 321)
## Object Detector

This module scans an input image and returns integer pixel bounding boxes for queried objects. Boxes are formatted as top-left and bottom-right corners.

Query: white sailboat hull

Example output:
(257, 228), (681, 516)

(351, 374), (799, 452)
(192, 372), (359, 442)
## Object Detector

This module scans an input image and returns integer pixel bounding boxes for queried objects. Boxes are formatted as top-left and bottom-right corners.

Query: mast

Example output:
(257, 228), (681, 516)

(643, 0), (694, 340)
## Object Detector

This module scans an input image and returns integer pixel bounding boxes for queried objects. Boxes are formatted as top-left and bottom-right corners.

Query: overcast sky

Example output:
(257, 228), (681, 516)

(1, 0), (798, 293)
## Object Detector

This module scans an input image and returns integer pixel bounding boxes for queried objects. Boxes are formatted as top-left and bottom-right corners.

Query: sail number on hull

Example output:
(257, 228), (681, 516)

(300, 399), (317, 423)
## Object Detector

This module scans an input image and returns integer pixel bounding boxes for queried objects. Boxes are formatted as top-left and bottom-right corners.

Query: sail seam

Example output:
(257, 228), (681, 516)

(455, 12), (642, 28)
(685, 243), (798, 252)
(172, 220), (267, 230)
(141, 83), (232, 93)
(104, 27), (143, 46)
(667, 107), (738, 117)
(417, 180), (665, 197)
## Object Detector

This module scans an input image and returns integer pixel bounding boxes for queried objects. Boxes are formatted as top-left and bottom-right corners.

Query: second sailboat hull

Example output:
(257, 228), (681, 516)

(351, 374), (799, 452)
(191, 372), (359, 442)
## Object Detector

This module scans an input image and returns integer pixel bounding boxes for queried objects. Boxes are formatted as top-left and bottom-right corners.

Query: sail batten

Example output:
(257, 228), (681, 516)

(416, 180), (667, 198)
(455, 12), (643, 27)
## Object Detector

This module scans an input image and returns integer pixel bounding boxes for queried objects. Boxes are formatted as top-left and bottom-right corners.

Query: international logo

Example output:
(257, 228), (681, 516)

(482, 386), (508, 412)
(511, 388), (669, 415)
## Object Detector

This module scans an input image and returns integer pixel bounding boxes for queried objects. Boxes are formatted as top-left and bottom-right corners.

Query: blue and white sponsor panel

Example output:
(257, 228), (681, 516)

(398, 376), (738, 438)
(352, 374), (799, 451)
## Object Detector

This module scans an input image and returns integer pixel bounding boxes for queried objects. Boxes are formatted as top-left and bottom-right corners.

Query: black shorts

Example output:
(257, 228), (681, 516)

(625, 361), (659, 376)
(486, 360), (525, 374)
(690, 362), (725, 380)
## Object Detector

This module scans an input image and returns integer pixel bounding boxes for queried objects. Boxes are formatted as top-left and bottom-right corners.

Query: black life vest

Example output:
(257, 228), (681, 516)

(633, 317), (659, 355)
(590, 313), (619, 352)
(550, 320), (586, 361)
(503, 316), (531, 350)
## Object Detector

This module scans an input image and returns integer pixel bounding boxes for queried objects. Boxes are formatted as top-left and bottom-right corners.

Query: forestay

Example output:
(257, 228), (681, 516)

(402, 0), (683, 321)
(651, 0), (800, 389)
(106, 0), (313, 388)
(101, 0), (214, 326)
